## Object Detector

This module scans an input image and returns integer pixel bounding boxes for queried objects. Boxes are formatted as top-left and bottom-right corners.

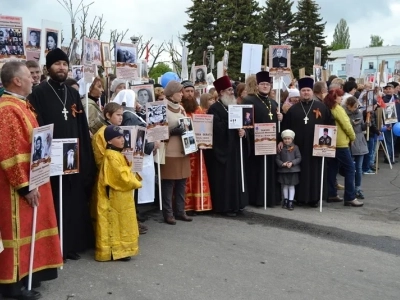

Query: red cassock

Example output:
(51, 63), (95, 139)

(0, 94), (63, 284)
(184, 107), (212, 212)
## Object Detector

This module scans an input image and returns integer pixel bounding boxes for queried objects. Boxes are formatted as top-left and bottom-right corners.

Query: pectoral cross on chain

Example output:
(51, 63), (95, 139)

(62, 107), (68, 120)
(268, 112), (273, 120)
(304, 116), (309, 124)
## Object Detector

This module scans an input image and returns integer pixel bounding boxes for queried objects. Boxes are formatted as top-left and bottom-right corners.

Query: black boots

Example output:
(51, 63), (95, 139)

(283, 199), (294, 211)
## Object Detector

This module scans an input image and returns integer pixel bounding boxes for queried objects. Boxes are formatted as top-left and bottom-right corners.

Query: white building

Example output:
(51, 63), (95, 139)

(327, 46), (400, 79)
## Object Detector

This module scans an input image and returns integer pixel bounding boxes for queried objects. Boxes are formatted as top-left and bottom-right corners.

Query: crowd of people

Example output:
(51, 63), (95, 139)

(1, 47), (399, 299)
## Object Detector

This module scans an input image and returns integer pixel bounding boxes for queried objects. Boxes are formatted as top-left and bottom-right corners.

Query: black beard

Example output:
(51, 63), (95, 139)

(181, 96), (199, 113)
(48, 68), (68, 82)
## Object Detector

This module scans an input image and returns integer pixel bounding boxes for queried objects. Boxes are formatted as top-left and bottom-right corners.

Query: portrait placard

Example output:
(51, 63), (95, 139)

(313, 66), (322, 82)
(269, 45), (291, 75)
(192, 114), (213, 149)
(193, 65), (207, 86)
(312, 125), (337, 158)
(0, 15), (26, 62)
(383, 102), (398, 124)
(146, 100), (168, 142)
(72, 65), (83, 81)
(120, 126), (146, 172)
(101, 42), (112, 67)
(25, 27), (40, 61)
(223, 50), (229, 71)
(44, 28), (59, 54)
(29, 124), (54, 191)
(179, 117), (197, 155)
(254, 123), (277, 156)
(314, 47), (321, 67)
(115, 42), (138, 79)
(50, 139), (79, 176)
(228, 104), (254, 129)
(92, 39), (102, 66)
(131, 84), (155, 107)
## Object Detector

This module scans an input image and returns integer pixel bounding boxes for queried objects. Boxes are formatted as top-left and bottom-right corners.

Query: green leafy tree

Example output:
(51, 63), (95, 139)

(182, 0), (218, 66)
(369, 35), (384, 47)
(149, 62), (172, 80)
(331, 18), (350, 50)
(214, 0), (264, 79)
(260, 0), (295, 47)
(290, 0), (330, 77)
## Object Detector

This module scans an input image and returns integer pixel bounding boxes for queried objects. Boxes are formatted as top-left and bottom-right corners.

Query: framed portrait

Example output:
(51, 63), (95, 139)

(62, 142), (79, 172)
(242, 106), (254, 128)
(26, 27), (41, 49)
(71, 65), (83, 81)
(313, 66), (322, 82)
(83, 37), (93, 65)
(44, 29), (59, 54)
(313, 125), (337, 158)
(314, 47), (322, 67)
(131, 84), (155, 107)
(193, 65), (207, 86)
(383, 102), (398, 125)
(269, 45), (291, 75)
(101, 42), (111, 67)
(92, 39), (102, 65)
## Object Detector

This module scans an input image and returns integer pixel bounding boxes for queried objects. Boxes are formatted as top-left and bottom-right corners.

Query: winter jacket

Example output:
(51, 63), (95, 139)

(330, 104), (355, 148)
(276, 144), (301, 173)
(344, 106), (368, 156)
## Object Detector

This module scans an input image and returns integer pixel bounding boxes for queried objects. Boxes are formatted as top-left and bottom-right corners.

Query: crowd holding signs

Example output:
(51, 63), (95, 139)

(2, 11), (400, 300)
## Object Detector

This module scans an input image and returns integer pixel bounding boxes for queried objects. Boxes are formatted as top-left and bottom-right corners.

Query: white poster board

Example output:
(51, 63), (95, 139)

(146, 100), (169, 142)
(50, 139), (79, 177)
(29, 124), (54, 190)
(179, 117), (197, 155)
(120, 126), (146, 172)
(240, 43), (263, 75)
(39, 19), (62, 66)
(312, 125), (337, 158)
(192, 114), (213, 149)
(228, 104), (254, 129)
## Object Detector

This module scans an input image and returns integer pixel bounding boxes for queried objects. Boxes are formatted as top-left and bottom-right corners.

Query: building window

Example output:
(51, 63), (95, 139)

(369, 62), (374, 69)
(341, 64), (346, 71)
(328, 64), (333, 71)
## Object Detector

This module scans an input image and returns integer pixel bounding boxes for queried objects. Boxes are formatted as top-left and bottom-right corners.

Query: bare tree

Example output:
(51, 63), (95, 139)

(109, 29), (129, 52)
(165, 34), (185, 75)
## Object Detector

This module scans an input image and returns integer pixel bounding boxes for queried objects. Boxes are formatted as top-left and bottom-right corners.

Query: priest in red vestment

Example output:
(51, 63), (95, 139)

(180, 80), (212, 212)
(0, 61), (63, 300)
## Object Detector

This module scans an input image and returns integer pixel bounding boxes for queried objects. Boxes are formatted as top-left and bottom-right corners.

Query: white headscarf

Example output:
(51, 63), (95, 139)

(112, 89), (136, 108)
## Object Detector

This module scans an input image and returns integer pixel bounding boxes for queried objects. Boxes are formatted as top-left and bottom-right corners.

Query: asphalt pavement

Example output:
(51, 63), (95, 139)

(10, 158), (400, 300)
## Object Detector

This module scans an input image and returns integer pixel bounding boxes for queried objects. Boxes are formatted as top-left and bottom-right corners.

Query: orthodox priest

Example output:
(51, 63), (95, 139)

(28, 48), (95, 260)
(242, 71), (282, 207)
(180, 80), (212, 212)
(280, 77), (333, 207)
(204, 76), (248, 216)
(0, 61), (63, 300)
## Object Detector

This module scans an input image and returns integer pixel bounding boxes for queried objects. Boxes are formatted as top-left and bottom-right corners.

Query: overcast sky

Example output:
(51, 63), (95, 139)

(2, 0), (399, 53)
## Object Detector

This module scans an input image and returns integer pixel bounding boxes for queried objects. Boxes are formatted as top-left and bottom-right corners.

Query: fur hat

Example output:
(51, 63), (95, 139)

(46, 48), (69, 70)
(164, 80), (183, 97)
(298, 78), (314, 90)
(281, 129), (295, 139)
(104, 125), (124, 142)
(213, 76), (232, 94)
(256, 71), (271, 84)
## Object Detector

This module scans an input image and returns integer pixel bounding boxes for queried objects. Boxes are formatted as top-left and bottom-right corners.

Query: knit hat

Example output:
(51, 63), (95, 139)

(164, 80), (183, 97)
(213, 76), (232, 94)
(181, 80), (194, 89)
(281, 129), (295, 139)
(110, 78), (126, 92)
(104, 125), (124, 142)
(46, 48), (69, 70)
(288, 88), (300, 98)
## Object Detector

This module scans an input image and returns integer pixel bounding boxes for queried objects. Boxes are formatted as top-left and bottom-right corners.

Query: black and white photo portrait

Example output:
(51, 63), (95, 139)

(28, 29), (40, 48)
(102, 43), (111, 63)
(242, 107), (254, 128)
(116, 44), (136, 63)
(147, 104), (166, 125)
(123, 130), (131, 149)
(63, 143), (78, 172)
(135, 130), (145, 153)
(46, 31), (58, 51)
(137, 88), (153, 106)
(72, 66), (83, 81)
(194, 66), (207, 86)
(93, 41), (101, 61)
(384, 103), (398, 124)
(272, 48), (287, 68)
(32, 135), (43, 162)
(314, 66), (322, 81)
(85, 39), (93, 63)
(318, 128), (332, 146)
(314, 47), (321, 66)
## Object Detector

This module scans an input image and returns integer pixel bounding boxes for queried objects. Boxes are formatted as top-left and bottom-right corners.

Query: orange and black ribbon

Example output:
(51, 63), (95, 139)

(313, 108), (322, 119)
(71, 104), (83, 117)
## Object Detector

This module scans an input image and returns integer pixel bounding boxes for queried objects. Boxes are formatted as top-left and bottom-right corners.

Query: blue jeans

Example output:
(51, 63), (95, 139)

(354, 155), (363, 190)
(328, 147), (355, 201)
(362, 134), (377, 172)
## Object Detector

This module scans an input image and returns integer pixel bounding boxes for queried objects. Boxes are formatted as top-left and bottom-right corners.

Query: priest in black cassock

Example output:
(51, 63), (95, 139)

(204, 76), (249, 217)
(280, 77), (334, 207)
(28, 48), (95, 260)
(242, 71), (283, 207)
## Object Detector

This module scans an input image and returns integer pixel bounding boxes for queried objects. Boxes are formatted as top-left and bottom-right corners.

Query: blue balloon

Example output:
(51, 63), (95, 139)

(161, 72), (180, 88)
(393, 122), (400, 137)
(381, 126), (387, 132)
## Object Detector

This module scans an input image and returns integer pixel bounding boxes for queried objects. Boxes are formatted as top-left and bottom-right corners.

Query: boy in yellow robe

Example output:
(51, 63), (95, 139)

(94, 125), (142, 262)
